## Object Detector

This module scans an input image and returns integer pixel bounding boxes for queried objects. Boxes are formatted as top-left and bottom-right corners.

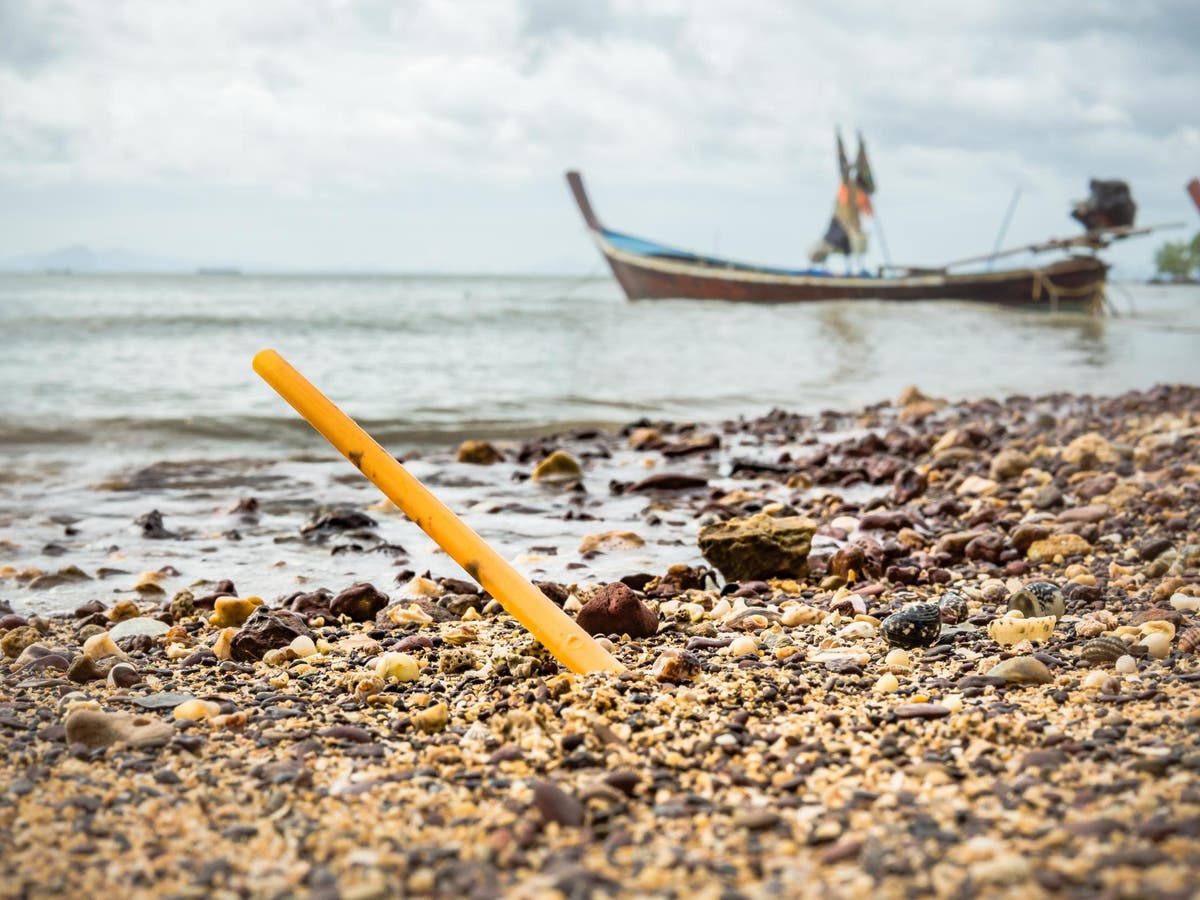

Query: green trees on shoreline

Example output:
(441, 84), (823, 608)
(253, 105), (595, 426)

(1154, 232), (1200, 282)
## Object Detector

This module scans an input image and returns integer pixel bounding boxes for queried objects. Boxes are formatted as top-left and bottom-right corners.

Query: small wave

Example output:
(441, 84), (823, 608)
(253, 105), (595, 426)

(0, 413), (632, 451)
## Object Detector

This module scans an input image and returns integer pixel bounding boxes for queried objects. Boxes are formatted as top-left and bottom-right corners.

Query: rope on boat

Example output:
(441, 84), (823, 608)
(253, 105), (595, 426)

(1030, 268), (1106, 315)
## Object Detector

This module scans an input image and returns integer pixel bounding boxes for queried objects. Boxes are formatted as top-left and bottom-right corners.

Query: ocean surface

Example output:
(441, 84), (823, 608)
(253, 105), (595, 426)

(1, 273), (1198, 613)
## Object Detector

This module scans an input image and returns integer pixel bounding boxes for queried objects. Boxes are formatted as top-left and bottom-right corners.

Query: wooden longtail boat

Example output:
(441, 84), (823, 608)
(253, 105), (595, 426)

(566, 170), (1110, 310)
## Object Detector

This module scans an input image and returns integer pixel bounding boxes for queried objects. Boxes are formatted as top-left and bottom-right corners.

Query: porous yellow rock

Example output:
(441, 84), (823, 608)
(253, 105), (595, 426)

(987, 613), (1056, 646)
(209, 595), (262, 628)
(1027, 533), (1091, 564)
(1062, 432), (1119, 466)
(107, 599), (141, 622)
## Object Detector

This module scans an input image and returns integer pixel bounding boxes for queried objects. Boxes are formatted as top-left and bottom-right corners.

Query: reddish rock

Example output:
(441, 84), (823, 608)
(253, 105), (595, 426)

(575, 582), (659, 638)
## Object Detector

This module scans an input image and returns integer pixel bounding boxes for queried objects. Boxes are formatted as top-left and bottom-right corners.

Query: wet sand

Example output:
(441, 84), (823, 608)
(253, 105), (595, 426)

(2, 384), (1199, 898)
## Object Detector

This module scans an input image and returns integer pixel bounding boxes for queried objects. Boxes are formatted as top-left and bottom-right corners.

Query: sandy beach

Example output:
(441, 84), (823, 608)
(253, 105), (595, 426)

(2, 384), (1199, 898)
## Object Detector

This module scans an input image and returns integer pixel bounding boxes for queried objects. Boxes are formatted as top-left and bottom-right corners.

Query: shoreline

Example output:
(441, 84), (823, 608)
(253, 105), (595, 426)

(2, 383), (1199, 897)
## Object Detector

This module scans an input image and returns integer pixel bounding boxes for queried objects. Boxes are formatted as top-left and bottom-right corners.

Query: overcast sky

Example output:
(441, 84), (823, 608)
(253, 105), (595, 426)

(1, 0), (1197, 275)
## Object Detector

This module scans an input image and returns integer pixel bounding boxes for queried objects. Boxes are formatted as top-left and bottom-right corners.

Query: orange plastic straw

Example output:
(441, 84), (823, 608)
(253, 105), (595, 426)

(253, 349), (624, 675)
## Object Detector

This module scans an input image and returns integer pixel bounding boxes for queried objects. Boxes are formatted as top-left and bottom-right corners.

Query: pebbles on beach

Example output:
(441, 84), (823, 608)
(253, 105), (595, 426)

(1, 384), (1199, 897)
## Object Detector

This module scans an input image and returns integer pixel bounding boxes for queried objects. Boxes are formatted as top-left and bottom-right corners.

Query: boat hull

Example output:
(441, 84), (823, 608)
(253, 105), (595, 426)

(566, 170), (1108, 310)
(597, 236), (1107, 309)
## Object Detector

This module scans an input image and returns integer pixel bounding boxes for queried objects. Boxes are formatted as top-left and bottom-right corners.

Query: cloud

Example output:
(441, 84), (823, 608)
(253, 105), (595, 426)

(0, 0), (1196, 270)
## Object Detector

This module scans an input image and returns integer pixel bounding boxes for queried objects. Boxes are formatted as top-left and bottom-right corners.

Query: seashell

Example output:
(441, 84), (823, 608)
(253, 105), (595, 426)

(1138, 620), (1175, 640)
(880, 603), (942, 649)
(106, 662), (139, 689)
(1079, 635), (1129, 667)
(938, 592), (970, 625)
(987, 613), (1055, 646)
(650, 648), (702, 683)
(1007, 581), (1065, 620)
(1179, 627), (1200, 654)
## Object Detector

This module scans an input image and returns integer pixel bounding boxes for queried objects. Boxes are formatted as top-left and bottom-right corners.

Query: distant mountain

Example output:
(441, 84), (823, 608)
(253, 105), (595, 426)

(0, 245), (197, 273)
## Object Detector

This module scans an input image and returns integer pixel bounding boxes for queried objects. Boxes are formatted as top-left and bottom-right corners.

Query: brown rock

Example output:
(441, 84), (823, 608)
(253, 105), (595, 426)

(456, 440), (504, 465)
(575, 583), (658, 638)
(330, 582), (390, 622)
(627, 473), (708, 492)
(894, 703), (950, 719)
(1009, 523), (1050, 552)
(698, 513), (815, 582)
(229, 608), (315, 662)
(532, 781), (584, 828)
(64, 708), (173, 750)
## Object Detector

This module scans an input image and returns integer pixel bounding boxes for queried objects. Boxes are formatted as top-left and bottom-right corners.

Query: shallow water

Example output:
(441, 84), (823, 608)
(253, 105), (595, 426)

(0, 274), (1197, 613)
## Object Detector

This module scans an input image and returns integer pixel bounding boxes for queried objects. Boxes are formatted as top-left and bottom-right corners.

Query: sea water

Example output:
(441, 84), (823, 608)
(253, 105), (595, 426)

(1, 273), (1197, 612)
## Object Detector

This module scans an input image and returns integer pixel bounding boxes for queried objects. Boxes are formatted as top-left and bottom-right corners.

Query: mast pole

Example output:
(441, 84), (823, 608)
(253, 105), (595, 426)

(988, 187), (1022, 271)
(872, 207), (893, 270)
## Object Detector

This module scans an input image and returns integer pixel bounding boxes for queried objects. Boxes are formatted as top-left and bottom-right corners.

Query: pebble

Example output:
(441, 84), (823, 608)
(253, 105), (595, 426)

(1115, 655), (1138, 675)
(874, 673), (899, 693)
(290, 635), (318, 658)
(108, 617), (171, 640)
(106, 663), (140, 689)
(1169, 593), (1200, 613)
(413, 703), (449, 734)
(81, 632), (126, 661)
(532, 781), (584, 828)
(375, 652), (420, 682)
(1139, 632), (1171, 659)
(986, 656), (1053, 685)
(174, 699), (223, 721)
(64, 708), (174, 750)
(893, 703), (950, 719)
(728, 636), (758, 657)
(650, 648), (702, 683)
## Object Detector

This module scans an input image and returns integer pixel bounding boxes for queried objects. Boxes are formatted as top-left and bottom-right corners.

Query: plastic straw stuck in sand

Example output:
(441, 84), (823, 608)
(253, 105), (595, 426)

(252, 348), (624, 675)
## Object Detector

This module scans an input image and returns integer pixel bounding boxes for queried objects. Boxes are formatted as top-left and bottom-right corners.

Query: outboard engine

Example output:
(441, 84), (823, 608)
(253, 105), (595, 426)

(1071, 179), (1136, 230)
